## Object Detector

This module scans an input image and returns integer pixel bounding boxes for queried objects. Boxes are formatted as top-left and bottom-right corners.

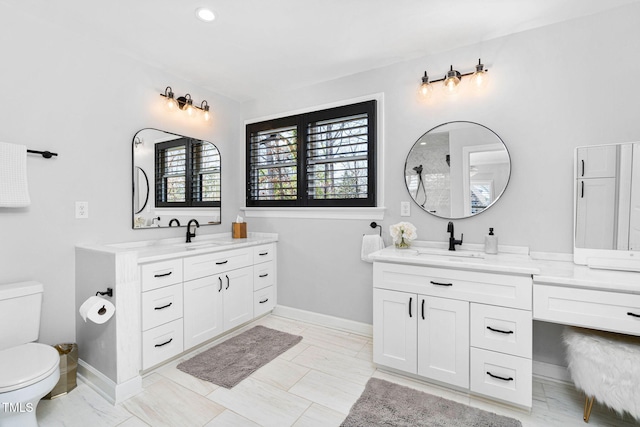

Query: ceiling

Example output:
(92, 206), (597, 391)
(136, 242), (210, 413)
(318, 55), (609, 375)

(7, 0), (640, 102)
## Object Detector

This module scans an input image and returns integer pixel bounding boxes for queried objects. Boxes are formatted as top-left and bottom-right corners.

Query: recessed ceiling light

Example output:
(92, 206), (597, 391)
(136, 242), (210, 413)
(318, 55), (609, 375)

(195, 7), (215, 22)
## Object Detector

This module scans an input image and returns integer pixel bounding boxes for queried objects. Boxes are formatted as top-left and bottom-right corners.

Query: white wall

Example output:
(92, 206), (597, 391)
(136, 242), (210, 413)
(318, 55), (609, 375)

(241, 4), (640, 364)
(0, 4), (243, 346)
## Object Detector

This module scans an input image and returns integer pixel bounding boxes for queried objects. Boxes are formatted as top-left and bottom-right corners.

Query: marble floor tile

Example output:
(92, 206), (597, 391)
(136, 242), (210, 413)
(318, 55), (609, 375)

(251, 357), (310, 391)
(207, 377), (311, 427)
(254, 315), (307, 335)
(116, 416), (150, 427)
(122, 378), (225, 427)
(277, 342), (310, 361)
(205, 409), (262, 427)
(372, 369), (470, 406)
(288, 370), (364, 415)
(299, 325), (368, 356)
(354, 341), (373, 361)
(155, 358), (219, 396)
(291, 345), (376, 385)
(292, 403), (347, 427)
(37, 384), (133, 427)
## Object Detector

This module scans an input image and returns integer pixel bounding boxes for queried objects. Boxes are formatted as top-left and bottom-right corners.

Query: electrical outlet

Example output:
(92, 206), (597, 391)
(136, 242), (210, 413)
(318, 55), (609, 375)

(400, 201), (411, 217)
(75, 201), (89, 219)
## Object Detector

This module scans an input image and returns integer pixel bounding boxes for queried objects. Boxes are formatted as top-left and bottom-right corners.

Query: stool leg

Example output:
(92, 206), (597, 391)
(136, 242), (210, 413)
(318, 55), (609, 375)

(583, 395), (595, 423)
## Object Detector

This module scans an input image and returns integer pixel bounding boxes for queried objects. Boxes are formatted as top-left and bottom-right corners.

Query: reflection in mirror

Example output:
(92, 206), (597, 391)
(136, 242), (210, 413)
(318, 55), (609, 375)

(132, 128), (221, 229)
(404, 121), (510, 219)
(574, 142), (640, 268)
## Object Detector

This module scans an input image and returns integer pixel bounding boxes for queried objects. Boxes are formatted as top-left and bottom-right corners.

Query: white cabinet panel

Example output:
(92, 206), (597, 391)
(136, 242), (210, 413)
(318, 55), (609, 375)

(142, 318), (184, 370)
(141, 283), (183, 331)
(183, 275), (224, 349)
(140, 259), (183, 291)
(253, 244), (275, 263)
(577, 145), (617, 178)
(253, 261), (274, 291)
(575, 177), (617, 249)
(254, 286), (275, 317)
(183, 249), (252, 281)
(470, 304), (532, 358)
(223, 267), (254, 330)
(373, 288), (417, 373)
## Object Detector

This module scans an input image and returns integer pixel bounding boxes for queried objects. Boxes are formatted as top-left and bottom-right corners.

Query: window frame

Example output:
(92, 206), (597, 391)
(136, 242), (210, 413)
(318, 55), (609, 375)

(246, 100), (377, 208)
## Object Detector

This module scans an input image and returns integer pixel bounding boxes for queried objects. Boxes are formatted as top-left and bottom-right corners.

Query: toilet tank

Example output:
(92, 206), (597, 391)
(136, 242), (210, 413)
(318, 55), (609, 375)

(0, 281), (44, 351)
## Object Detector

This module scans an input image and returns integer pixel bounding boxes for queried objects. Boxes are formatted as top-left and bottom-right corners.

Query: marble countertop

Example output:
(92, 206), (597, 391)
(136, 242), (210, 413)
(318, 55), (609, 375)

(76, 232), (278, 263)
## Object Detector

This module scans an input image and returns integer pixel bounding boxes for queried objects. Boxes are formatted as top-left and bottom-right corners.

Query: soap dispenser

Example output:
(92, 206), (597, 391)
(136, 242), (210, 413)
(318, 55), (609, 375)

(484, 228), (498, 254)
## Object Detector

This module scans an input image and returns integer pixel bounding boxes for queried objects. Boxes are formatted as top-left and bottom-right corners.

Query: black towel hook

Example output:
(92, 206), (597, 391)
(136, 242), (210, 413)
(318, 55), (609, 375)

(370, 221), (382, 236)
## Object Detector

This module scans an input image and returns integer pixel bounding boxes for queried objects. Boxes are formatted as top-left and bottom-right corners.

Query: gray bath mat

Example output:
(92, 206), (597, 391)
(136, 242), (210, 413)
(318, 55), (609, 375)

(177, 325), (302, 388)
(341, 378), (522, 427)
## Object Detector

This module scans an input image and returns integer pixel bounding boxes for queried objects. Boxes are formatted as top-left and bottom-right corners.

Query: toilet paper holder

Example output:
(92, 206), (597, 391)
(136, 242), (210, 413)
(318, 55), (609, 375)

(95, 287), (113, 298)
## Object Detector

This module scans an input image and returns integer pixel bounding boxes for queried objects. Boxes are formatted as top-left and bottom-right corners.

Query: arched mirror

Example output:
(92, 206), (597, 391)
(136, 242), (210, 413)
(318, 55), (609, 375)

(404, 121), (510, 219)
(132, 128), (221, 229)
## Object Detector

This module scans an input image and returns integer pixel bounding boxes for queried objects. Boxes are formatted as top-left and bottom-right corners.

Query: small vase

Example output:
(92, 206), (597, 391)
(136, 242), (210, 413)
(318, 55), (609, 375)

(395, 237), (411, 249)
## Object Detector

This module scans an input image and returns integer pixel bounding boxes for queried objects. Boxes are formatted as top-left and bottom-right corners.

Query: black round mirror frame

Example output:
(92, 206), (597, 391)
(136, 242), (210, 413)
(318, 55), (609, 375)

(404, 121), (511, 219)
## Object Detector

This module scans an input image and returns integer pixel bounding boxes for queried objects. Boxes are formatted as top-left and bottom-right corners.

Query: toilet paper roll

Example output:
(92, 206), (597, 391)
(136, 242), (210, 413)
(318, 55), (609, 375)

(79, 296), (115, 324)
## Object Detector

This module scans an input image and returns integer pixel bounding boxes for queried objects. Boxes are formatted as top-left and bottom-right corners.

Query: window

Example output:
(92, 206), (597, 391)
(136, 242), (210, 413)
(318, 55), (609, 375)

(155, 138), (221, 207)
(246, 100), (376, 207)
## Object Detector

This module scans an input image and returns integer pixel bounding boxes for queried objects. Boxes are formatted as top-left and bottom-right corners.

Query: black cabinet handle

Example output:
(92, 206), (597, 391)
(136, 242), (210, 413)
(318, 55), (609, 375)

(218, 277), (222, 292)
(487, 326), (514, 334)
(216, 260), (229, 265)
(154, 302), (172, 310)
(421, 299), (425, 320)
(409, 297), (412, 318)
(259, 252), (269, 256)
(259, 298), (269, 304)
(581, 159), (585, 177)
(581, 180), (584, 198)
(154, 272), (172, 278)
(430, 280), (453, 287)
(226, 274), (230, 290)
(259, 273), (269, 278)
(487, 371), (513, 381)
(154, 338), (173, 348)
(627, 312), (640, 318)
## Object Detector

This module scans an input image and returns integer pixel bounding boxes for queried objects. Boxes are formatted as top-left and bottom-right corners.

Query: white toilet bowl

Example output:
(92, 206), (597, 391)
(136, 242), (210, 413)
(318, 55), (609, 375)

(0, 343), (60, 427)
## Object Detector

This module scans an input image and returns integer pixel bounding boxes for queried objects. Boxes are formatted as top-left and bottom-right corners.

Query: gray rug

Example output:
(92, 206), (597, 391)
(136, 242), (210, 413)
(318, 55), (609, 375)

(341, 378), (522, 427)
(177, 325), (302, 388)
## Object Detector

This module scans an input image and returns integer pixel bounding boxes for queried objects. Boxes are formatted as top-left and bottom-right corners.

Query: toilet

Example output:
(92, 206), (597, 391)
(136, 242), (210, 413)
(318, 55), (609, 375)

(0, 281), (60, 427)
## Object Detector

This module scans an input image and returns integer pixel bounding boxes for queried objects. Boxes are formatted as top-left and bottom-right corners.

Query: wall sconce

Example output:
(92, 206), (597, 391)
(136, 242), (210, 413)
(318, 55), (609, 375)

(418, 59), (489, 98)
(160, 86), (212, 122)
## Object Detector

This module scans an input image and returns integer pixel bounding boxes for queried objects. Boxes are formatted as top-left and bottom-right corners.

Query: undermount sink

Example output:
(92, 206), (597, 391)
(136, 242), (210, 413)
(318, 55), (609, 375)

(416, 248), (485, 259)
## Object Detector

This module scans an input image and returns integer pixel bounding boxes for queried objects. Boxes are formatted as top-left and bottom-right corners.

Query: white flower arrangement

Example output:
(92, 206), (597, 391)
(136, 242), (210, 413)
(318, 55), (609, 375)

(389, 222), (417, 248)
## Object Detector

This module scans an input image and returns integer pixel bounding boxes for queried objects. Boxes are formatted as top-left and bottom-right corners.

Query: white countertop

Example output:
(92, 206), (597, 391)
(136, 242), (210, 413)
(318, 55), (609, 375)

(76, 232), (278, 263)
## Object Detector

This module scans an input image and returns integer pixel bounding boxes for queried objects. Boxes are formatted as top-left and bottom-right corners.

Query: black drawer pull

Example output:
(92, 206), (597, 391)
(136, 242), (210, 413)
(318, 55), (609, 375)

(154, 338), (173, 348)
(154, 302), (172, 310)
(259, 298), (269, 304)
(259, 273), (269, 278)
(627, 312), (640, 318)
(259, 252), (269, 256)
(218, 277), (222, 292)
(421, 299), (425, 320)
(430, 280), (453, 287)
(487, 326), (514, 334)
(487, 371), (513, 381)
(216, 260), (229, 265)
(409, 297), (412, 318)
(154, 272), (172, 278)
(226, 274), (230, 290)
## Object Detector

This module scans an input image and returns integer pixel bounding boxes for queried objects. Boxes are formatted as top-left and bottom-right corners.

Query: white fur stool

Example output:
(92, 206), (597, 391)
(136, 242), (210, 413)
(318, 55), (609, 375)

(563, 326), (640, 423)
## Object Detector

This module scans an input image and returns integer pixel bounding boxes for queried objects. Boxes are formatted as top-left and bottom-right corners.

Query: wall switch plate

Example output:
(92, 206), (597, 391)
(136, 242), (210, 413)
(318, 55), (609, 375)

(75, 201), (89, 219)
(400, 201), (411, 217)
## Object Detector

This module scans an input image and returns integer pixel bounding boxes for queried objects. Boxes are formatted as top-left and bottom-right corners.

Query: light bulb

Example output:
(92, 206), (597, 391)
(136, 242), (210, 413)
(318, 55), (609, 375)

(163, 87), (179, 111)
(469, 59), (488, 90)
(442, 66), (461, 95)
(182, 94), (196, 118)
(418, 71), (433, 98)
(200, 101), (211, 122)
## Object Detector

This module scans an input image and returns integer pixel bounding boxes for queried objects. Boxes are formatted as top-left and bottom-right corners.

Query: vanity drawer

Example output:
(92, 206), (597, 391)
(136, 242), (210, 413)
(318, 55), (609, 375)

(254, 261), (274, 291)
(141, 284), (183, 331)
(470, 303), (532, 358)
(470, 347), (532, 408)
(141, 259), (183, 292)
(254, 244), (275, 264)
(142, 318), (184, 370)
(374, 263), (532, 310)
(254, 286), (275, 317)
(183, 248), (252, 281)
(534, 284), (640, 335)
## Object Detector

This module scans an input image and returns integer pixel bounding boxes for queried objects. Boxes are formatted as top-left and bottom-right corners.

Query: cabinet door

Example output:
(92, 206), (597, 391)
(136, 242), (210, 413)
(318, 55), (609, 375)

(223, 266), (254, 330)
(575, 177), (616, 249)
(183, 275), (224, 348)
(373, 288), (417, 373)
(418, 295), (469, 389)
(577, 145), (617, 178)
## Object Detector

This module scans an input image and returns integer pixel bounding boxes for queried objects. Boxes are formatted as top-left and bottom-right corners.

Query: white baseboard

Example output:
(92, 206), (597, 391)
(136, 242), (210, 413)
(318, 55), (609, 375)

(77, 359), (142, 405)
(273, 305), (372, 337)
(532, 360), (571, 383)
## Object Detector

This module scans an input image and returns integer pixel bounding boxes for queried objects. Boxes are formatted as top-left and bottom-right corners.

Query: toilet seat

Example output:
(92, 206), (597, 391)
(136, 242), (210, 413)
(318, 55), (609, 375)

(0, 343), (59, 393)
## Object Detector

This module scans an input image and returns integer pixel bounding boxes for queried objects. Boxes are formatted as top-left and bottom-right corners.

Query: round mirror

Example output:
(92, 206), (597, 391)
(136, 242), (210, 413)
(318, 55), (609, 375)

(404, 121), (510, 219)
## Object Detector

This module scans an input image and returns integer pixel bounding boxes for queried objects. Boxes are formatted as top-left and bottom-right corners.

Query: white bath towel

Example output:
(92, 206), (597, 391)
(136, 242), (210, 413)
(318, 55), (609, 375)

(0, 142), (31, 207)
(361, 234), (385, 263)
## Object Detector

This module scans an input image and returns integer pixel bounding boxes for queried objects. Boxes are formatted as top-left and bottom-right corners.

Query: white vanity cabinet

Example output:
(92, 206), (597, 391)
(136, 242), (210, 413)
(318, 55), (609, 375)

(373, 260), (533, 408)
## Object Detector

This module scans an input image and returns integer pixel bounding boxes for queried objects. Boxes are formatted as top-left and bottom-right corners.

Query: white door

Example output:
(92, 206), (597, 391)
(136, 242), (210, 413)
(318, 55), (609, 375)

(577, 145), (617, 178)
(576, 177), (617, 249)
(373, 288), (417, 373)
(418, 295), (469, 388)
(183, 275), (224, 348)
(223, 266), (254, 330)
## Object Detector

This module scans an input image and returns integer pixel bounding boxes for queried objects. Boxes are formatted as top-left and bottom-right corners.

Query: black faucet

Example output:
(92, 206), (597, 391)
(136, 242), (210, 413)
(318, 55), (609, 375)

(186, 219), (200, 243)
(169, 218), (181, 227)
(447, 221), (463, 251)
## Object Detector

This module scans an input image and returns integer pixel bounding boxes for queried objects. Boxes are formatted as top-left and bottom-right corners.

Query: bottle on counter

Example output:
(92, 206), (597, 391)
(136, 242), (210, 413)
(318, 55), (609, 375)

(484, 227), (498, 254)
